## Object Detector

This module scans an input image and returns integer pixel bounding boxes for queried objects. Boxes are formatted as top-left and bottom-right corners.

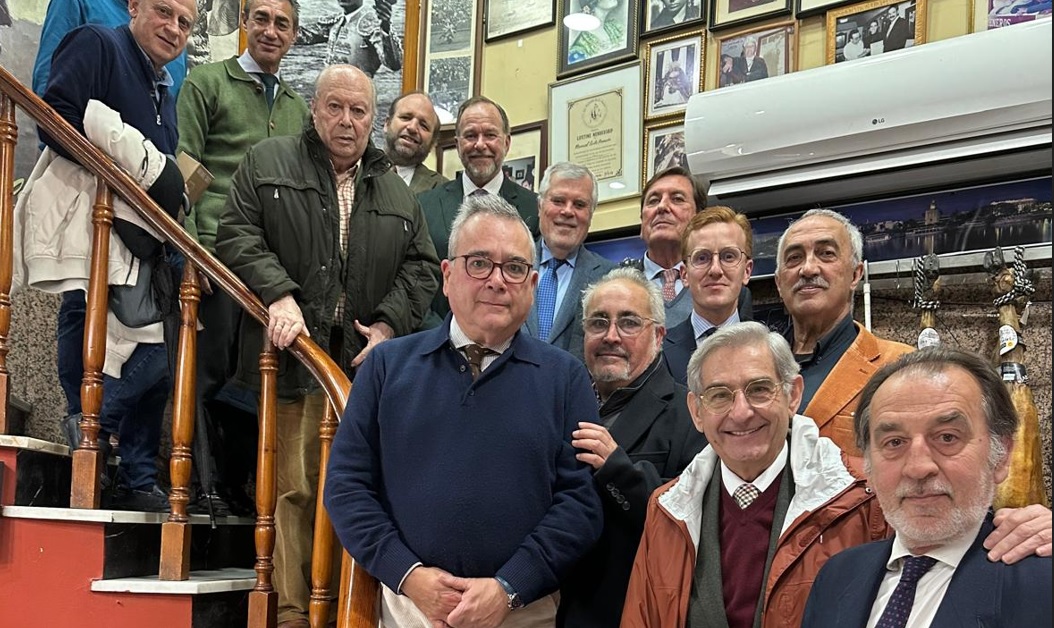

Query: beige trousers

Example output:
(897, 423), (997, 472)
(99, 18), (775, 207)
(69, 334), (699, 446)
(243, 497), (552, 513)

(380, 585), (559, 628)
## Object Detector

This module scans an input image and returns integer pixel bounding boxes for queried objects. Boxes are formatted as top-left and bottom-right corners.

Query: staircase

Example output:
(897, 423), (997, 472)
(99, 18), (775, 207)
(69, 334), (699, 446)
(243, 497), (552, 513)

(0, 435), (256, 627)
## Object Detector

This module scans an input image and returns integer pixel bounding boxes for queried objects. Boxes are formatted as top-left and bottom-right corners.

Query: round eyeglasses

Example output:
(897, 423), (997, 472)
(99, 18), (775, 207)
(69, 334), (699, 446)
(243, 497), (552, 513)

(583, 315), (658, 337)
(688, 247), (749, 270)
(454, 254), (531, 284)
(696, 378), (782, 415)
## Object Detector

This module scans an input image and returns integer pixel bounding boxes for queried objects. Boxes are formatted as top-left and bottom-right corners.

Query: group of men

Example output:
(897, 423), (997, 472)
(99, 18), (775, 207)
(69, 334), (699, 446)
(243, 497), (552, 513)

(22, 1), (1052, 628)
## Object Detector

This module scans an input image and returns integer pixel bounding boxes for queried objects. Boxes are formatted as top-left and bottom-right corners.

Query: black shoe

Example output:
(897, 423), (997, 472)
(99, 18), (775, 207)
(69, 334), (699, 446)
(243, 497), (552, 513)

(110, 485), (170, 513)
(187, 490), (232, 518)
(62, 413), (113, 460)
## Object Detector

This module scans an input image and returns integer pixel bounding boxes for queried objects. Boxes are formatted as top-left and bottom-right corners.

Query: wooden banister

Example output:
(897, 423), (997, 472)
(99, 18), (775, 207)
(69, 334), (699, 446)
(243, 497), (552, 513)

(0, 66), (379, 628)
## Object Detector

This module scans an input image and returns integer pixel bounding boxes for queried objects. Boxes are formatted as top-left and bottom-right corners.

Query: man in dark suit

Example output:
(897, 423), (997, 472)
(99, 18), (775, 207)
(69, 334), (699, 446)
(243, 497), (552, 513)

(383, 90), (448, 194)
(649, 0), (701, 30)
(419, 96), (540, 327)
(664, 207), (754, 384)
(803, 347), (1052, 628)
(883, 4), (910, 51)
(524, 162), (615, 361)
(559, 267), (707, 628)
(733, 36), (769, 82)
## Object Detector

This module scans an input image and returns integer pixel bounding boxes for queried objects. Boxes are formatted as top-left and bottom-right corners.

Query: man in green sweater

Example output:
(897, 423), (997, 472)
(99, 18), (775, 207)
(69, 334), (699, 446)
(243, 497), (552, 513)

(176, 0), (308, 515)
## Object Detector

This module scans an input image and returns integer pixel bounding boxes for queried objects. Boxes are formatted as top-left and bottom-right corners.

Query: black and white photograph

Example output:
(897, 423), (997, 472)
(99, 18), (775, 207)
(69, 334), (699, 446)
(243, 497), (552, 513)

(423, 0), (479, 122)
(485, 0), (557, 41)
(429, 0), (474, 52)
(709, 0), (790, 30)
(558, 0), (640, 78)
(827, 0), (925, 64)
(427, 55), (473, 122)
(717, 22), (795, 88)
(643, 0), (705, 36)
(643, 120), (687, 187)
(645, 30), (703, 119)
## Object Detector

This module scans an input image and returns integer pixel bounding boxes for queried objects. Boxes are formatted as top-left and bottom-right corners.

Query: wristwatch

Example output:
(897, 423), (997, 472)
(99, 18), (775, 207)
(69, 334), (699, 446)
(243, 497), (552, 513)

(494, 576), (524, 610)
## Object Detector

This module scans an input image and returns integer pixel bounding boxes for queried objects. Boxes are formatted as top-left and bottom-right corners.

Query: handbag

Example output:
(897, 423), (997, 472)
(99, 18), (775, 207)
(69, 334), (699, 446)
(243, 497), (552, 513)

(109, 252), (178, 328)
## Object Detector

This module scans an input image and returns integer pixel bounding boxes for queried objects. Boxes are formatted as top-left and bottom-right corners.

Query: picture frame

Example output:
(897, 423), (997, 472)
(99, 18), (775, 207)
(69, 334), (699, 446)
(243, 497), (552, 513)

(556, 0), (641, 79)
(795, 0), (856, 18)
(644, 29), (705, 120)
(972, 0), (1052, 32)
(642, 119), (688, 189)
(708, 0), (791, 31)
(485, 0), (557, 42)
(437, 121), (549, 191)
(422, 0), (483, 124)
(641, 0), (706, 37)
(715, 21), (796, 89)
(826, 0), (927, 65)
(549, 62), (643, 203)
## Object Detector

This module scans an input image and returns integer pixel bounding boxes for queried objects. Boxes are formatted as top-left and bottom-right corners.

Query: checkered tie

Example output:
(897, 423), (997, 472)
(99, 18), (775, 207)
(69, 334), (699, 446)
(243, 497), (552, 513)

(733, 483), (760, 509)
(876, 555), (937, 628)
(536, 259), (564, 341)
(661, 268), (678, 303)
(463, 344), (493, 380)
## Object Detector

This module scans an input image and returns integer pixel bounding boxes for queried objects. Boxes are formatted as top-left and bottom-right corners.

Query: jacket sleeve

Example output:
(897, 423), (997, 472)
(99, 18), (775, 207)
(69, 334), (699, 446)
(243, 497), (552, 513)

(620, 492), (664, 628)
(215, 152), (300, 305)
(39, 27), (110, 162)
(495, 364), (603, 604)
(175, 74), (210, 242)
(371, 197), (440, 336)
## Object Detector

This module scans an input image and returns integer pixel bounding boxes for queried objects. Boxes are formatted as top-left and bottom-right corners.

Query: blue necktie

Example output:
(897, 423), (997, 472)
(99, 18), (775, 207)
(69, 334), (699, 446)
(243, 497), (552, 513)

(536, 259), (564, 341)
(875, 555), (937, 628)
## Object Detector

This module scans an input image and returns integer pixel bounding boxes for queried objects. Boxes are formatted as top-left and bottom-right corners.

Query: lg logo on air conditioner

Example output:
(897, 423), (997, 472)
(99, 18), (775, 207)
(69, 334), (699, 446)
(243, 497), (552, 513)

(872, 118), (885, 125)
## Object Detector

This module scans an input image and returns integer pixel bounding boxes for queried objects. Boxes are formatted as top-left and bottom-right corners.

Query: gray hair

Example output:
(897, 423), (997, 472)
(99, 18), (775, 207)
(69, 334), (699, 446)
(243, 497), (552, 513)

(581, 267), (665, 327)
(244, 0), (300, 28)
(686, 321), (800, 396)
(538, 162), (599, 214)
(854, 347), (1018, 469)
(448, 194), (535, 263)
(775, 208), (863, 273)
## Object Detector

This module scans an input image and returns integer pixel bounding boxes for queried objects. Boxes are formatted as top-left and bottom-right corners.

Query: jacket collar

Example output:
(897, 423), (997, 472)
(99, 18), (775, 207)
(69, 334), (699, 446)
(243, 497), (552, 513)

(304, 124), (392, 178)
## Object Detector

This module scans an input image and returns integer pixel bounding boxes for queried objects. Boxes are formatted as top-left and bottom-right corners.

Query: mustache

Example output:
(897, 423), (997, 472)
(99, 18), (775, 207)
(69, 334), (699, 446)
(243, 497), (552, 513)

(895, 478), (952, 499)
(792, 276), (830, 291)
(594, 343), (629, 358)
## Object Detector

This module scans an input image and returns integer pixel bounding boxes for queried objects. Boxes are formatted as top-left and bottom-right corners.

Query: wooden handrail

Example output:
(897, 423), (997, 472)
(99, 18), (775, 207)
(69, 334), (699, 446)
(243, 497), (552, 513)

(0, 65), (379, 628)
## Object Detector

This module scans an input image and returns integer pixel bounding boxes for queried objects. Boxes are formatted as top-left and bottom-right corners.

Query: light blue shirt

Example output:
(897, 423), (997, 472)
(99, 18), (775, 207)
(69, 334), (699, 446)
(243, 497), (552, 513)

(540, 241), (580, 317)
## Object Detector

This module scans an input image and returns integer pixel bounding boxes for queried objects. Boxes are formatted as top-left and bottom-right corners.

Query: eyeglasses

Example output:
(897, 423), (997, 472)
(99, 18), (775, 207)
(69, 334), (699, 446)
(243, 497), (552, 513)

(457, 131), (504, 146)
(688, 247), (749, 270)
(583, 315), (658, 337)
(454, 254), (531, 284)
(695, 378), (782, 415)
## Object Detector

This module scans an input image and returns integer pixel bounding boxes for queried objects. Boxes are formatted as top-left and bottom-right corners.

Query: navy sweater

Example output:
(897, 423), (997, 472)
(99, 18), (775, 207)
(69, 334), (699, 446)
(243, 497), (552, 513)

(40, 24), (178, 159)
(324, 322), (603, 604)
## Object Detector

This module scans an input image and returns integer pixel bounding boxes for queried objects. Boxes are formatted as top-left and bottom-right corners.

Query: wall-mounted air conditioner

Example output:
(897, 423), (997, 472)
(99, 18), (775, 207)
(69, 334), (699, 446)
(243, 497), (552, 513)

(684, 19), (1052, 214)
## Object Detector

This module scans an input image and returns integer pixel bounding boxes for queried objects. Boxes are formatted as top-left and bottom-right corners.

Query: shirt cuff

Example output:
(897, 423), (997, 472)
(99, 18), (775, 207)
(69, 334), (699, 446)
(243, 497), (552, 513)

(397, 561), (423, 594)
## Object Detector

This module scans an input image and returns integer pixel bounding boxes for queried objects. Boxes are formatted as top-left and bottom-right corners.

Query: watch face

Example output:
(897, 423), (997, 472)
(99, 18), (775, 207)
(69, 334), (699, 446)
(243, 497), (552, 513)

(508, 593), (524, 610)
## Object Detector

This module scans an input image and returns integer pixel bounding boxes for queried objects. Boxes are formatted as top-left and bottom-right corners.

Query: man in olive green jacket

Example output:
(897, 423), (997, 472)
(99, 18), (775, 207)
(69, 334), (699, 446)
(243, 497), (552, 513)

(216, 65), (439, 628)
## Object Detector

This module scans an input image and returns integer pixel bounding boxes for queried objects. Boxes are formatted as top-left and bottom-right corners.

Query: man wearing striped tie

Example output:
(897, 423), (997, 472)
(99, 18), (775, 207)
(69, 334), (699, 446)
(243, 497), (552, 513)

(621, 323), (1052, 628)
(802, 348), (1051, 628)
(524, 162), (615, 361)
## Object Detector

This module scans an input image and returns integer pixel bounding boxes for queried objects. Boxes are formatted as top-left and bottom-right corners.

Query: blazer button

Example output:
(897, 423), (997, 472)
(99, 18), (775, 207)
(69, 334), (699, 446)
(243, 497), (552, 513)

(459, 365), (466, 373)
(621, 502), (630, 511)
(615, 495), (625, 504)
(606, 483), (615, 491)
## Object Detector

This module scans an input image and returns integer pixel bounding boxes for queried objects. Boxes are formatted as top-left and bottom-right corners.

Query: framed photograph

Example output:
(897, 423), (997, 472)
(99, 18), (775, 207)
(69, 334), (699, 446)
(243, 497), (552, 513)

(485, 0), (557, 41)
(708, 0), (791, 31)
(973, 0), (1052, 31)
(716, 22), (796, 89)
(642, 119), (688, 188)
(644, 30), (705, 120)
(557, 0), (641, 79)
(642, 0), (706, 37)
(827, 0), (927, 65)
(795, 0), (856, 18)
(423, 0), (483, 123)
(437, 121), (549, 190)
(549, 62), (643, 203)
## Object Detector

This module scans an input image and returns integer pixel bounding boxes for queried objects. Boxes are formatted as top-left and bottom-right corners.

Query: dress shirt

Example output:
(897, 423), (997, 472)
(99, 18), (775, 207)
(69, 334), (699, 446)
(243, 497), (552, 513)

(449, 316), (511, 373)
(237, 50), (281, 101)
(720, 441), (788, 497)
(461, 171), (505, 198)
(540, 241), (579, 316)
(690, 310), (740, 345)
(865, 521), (983, 628)
(642, 254), (685, 297)
(395, 164), (416, 186)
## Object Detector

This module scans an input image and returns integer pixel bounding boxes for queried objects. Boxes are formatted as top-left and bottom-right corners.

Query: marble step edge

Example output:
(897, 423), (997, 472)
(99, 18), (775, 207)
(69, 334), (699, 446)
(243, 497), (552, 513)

(91, 567), (257, 595)
(0, 504), (255, 526)
(0, 435), (71, 456)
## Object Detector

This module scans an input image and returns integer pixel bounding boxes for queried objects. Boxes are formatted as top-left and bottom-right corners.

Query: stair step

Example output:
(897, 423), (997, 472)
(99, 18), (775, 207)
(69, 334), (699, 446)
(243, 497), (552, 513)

(91, 567), (257, 594)
(0, 504), (254, 526)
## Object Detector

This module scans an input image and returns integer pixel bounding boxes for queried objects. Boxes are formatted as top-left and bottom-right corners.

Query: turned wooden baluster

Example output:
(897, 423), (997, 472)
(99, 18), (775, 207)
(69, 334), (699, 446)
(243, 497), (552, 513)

(70, 180), (114, 509)
(339, 555), (380, 628)
(308, 402), (340, 628)
(0, 95), (15, 434)
(160, 264), (201, 580)
(249, 337), (280, 627)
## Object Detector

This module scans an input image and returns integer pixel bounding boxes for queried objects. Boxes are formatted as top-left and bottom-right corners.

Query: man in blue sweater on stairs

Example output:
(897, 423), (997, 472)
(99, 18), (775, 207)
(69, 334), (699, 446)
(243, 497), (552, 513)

(325, 194), (603, 628)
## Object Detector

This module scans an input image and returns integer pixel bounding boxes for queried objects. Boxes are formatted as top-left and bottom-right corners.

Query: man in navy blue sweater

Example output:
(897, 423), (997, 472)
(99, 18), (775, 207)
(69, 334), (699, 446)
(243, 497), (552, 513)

(325, 194), (603, 628)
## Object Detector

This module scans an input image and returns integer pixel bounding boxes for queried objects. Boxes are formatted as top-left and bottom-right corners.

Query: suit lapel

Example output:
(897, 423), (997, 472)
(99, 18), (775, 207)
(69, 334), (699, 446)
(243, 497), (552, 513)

(548, 250), (592, 341)
(932, 516), (999, 627)
(832, 541), (892, 628)
(609, 365), (673, 451)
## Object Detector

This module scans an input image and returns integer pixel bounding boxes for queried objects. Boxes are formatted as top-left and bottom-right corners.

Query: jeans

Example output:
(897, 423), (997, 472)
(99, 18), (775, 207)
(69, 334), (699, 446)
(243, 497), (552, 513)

(56, 291), (170, 490)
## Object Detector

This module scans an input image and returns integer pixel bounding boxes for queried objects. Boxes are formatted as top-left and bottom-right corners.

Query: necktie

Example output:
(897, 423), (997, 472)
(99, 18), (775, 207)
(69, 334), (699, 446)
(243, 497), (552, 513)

(470, 188), (488, 197)
(876, 556), (938, 628)
(696, 326), (718, 347)
(661, 267), (679, 303)
(463, 344), (492, 380)
(536, 259), (565, 341)
(733, 483), (760, 509)
(256, 73), (278, 110)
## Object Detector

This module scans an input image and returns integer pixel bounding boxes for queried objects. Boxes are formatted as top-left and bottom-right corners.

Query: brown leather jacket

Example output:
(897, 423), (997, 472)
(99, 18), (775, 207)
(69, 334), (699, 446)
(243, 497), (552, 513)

(620, 417), (891, 628)
(804, 323), (913, 455)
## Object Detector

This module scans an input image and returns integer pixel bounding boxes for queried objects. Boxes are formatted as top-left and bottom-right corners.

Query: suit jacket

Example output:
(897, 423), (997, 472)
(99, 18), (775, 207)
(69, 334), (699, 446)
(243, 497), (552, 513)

(735, 55), (769, 82)
(649, 0), (700, 29)
(661, 285), (754, 384)
(884, 16), (910, 51)
(418, 174), (540, 327)
(407, 163), (447, 195)
(525, 241), (615, 361)
(556, 361), (708, 628)
(802, 513), (1052, 628)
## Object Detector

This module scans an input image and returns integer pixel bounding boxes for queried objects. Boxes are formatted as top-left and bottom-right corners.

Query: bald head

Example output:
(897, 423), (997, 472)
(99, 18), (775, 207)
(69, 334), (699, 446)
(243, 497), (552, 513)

(311, 65), (376, 173)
